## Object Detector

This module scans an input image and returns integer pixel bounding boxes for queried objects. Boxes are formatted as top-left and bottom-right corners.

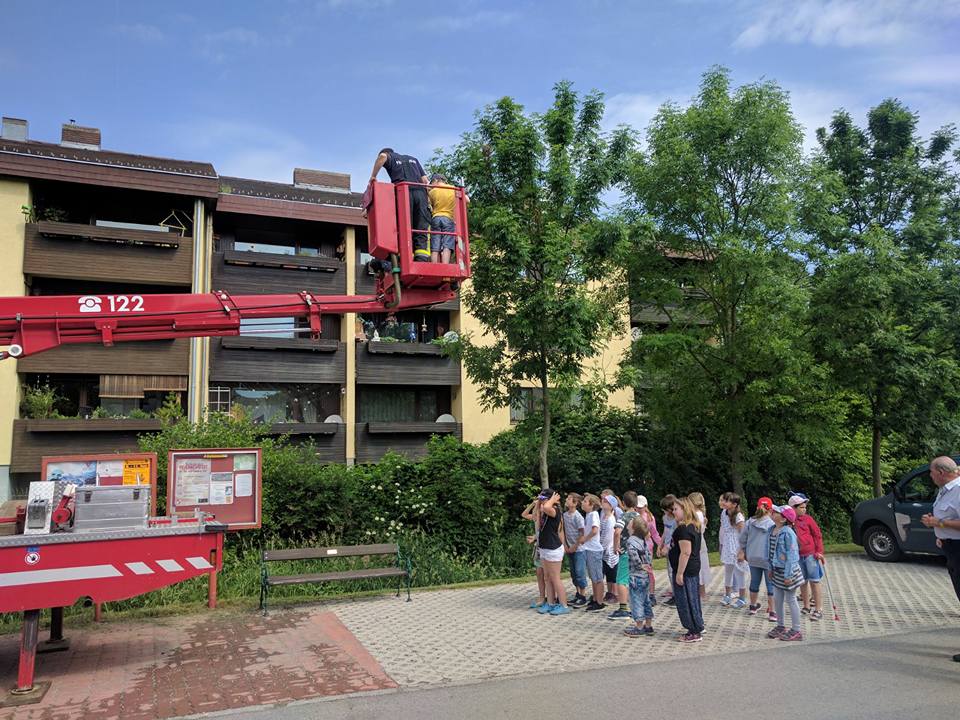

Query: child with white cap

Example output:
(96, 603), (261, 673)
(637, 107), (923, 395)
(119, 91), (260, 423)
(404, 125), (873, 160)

(789, 493), (825, 620)
(636, 495), (661, 605)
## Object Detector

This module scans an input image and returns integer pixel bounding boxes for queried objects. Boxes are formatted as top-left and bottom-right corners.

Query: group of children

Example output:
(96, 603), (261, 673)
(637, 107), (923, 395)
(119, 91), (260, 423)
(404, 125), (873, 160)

(525, 487), (826, 644)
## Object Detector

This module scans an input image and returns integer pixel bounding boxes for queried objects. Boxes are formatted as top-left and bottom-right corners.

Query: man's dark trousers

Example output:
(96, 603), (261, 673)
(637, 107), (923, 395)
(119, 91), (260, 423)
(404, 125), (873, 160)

(409, 187), (431, 261)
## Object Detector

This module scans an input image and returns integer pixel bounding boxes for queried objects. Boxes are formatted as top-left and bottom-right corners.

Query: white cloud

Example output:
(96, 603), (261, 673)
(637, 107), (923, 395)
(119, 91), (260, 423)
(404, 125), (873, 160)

(165, 119), (306, 183)
(783, 84), (864, 151)
(111, 23), (165, 43)
(733, 0), (959, 49)
(198, 28), (261, 63)
(422, 10), (519, 31)
(879, 54), (960, 87)
(604, 92), (674, 132)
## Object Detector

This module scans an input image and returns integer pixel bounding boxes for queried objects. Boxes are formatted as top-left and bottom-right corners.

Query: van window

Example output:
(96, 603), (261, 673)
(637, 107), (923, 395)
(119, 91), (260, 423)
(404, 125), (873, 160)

(901, 472), (937, 502)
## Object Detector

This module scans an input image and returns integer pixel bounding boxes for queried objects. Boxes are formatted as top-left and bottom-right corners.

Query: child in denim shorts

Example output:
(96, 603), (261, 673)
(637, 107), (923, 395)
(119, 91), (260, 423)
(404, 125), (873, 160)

(428, 174), (457, 263)
(624, 516), (655, 637)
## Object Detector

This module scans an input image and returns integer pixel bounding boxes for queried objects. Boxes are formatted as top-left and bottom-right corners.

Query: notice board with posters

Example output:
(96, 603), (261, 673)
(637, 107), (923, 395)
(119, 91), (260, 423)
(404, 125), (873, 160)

(167, 448), (262, 530)
(41, 452), (158, 514)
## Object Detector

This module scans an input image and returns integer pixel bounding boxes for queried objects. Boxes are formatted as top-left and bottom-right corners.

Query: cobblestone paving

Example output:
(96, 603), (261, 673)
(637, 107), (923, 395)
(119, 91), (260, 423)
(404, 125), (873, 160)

(326, 554), (960, 687)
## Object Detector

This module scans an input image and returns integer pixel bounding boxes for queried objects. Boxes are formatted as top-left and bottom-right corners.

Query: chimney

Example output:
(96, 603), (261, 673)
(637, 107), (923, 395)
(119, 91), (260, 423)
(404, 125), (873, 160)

(293, 168), (351, 194)
(1, 117), (28, 141)
(61, 123), (101, 150)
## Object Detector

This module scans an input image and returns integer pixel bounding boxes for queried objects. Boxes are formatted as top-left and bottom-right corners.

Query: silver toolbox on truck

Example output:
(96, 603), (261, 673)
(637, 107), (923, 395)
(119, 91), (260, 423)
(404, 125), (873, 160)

(72, 485), (150, 532)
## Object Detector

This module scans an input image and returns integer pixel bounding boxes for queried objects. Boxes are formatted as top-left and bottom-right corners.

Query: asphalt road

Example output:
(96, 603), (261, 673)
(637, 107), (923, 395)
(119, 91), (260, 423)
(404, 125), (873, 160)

(200, 627), (960, 720)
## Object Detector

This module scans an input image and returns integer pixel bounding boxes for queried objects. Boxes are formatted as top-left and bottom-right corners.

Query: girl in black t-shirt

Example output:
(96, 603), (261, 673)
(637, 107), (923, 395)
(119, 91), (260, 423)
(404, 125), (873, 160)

(536, 488), (571, 616)
(669, 496), (705, 643)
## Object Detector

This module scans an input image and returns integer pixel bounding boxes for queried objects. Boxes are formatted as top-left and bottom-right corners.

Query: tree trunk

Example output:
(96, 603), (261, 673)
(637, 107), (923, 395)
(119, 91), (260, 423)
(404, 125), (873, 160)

(872, 422), (883, 498)
(730, 421), (745, 499)
(538, 363), (550, 490)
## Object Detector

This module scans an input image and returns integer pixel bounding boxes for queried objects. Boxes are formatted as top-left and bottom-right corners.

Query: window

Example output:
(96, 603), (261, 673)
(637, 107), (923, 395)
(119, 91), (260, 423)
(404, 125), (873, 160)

(357, 311), (450, 343)
(239, 317), (297, 339)
(234, 241), (296, 255)
(99, 397), (139, 416)
(208, 386), (231, 414)
(901, 472), (937, 503)
(211, 383), (340, 423)
(510, 387), (544, 424)
(357, 387), (450, 423)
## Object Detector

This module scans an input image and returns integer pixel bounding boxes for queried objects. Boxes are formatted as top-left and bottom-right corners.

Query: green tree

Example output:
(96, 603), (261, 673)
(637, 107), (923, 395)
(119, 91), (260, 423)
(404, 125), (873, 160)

(621, 67), (814, 498)
(800, 100), (960, 497)
(435, 81), (630, 488)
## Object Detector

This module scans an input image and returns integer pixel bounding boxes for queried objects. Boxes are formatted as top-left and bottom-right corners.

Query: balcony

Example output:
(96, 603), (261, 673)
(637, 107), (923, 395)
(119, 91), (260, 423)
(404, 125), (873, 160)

(17, 339), (190, 376)
(355, 341), (460, 385)
(23, 221), (193, 286)
(10, 418), (161, 475)
(260, 422), (346, 464)
(211, 338), (346, 384)
(213, 250), (346, 295)
(354, 422), (461, 463)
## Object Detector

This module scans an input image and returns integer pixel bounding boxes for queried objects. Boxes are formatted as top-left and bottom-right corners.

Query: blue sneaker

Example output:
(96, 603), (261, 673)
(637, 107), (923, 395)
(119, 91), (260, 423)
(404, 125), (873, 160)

(537, 602), (555, 614)
(732, 597), (747, 609)
(623, 626), (643, 638)
(530, 600), (547, 610)
(549, 604), (571, 616)
(720, 594), (732, 606)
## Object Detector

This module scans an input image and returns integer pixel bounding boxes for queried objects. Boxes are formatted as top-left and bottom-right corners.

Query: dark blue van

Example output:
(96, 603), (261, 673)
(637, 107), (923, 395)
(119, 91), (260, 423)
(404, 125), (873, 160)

(851, 457), (957, 562)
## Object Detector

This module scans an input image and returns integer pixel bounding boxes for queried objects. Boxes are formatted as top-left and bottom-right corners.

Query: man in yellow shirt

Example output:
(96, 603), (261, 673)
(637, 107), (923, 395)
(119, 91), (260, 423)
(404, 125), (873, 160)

(428, 174), (458, 264)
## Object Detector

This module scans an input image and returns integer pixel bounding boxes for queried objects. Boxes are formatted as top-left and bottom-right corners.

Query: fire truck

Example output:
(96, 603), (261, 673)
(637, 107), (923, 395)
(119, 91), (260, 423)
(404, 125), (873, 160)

(0, 180), (470, 703)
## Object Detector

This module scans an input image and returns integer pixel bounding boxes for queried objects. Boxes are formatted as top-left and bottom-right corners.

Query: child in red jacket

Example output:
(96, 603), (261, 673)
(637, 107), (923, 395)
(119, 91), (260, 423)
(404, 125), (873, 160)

(788, 494), (825, 620)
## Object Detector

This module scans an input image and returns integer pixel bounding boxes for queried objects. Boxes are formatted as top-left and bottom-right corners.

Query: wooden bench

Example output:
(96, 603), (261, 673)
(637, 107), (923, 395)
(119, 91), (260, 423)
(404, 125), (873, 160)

(260, 543), (411, 613)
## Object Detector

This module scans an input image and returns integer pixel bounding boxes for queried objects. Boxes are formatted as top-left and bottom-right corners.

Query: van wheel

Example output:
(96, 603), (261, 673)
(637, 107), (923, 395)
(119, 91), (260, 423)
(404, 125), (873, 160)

(863, 525), (903, 562)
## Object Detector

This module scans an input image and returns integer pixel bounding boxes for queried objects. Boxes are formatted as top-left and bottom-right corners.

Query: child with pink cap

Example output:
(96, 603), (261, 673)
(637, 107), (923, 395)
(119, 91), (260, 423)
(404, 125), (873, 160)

(767, 504), (804, 641)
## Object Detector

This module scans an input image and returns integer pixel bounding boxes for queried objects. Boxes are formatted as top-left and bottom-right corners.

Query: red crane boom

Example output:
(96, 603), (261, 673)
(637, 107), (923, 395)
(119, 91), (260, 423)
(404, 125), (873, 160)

(0, 180), (470, 360)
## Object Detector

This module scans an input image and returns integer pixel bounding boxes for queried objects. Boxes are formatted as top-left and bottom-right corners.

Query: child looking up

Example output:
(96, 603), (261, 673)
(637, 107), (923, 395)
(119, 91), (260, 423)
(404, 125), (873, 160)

(688, 492), (712, 601)
(636, 495), (661, 605)
(768, 504), (804, 641)
(562, 493), (587, 606)
(659, 494), (679, 604)
(609, 492), (640, 620)
(521, 497), (548, 610)
(623, 515), (655, 637)
(739, 496), (776, 621)
(578, 494), (606, 612)
(789, 493), (825, 620)
(720, 492), (747, 608)
(599, 495), (620, 605)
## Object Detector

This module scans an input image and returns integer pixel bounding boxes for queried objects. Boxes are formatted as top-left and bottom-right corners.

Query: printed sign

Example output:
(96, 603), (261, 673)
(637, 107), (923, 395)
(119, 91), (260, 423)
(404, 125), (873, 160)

(168, 448), (262, 530)
(123, 459), (151, 485)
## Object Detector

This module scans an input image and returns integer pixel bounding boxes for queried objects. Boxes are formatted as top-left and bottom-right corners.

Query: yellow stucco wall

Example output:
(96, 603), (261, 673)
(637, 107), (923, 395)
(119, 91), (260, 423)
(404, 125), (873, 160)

(583, 301), (634, 411)
(342, 226), (357, 463)
(452, 289), (512, 444)
(0, 178), (29, 468)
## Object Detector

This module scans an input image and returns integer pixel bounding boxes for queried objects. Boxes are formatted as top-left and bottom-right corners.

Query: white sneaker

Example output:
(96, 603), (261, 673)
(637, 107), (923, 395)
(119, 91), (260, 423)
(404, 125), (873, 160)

(720, 594), (732, 606)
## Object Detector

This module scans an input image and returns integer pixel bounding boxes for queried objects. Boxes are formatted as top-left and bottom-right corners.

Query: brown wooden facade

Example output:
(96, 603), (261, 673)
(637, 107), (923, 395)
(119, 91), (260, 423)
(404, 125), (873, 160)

(10, 418), (162, 474)
(210, 338), (346, 384)
(354, 422), (461, 463)
(17, 339), (190, 376)
(355, 341), (460, 385)
(23, 222), (194, 286)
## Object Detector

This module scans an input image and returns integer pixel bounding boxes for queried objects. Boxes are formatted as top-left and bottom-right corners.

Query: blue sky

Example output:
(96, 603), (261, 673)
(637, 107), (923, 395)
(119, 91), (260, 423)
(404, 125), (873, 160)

(2, 0), (958, 191)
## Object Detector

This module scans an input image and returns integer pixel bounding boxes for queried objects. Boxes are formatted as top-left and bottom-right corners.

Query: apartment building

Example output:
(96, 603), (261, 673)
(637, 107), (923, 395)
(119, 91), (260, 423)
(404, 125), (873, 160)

(0, 117), (631, 499)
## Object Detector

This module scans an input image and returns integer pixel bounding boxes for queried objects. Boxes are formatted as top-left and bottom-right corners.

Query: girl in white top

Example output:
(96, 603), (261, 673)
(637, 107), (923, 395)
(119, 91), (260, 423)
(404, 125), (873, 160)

(688, 492), (712, 600)
(719, 492), (747, 608)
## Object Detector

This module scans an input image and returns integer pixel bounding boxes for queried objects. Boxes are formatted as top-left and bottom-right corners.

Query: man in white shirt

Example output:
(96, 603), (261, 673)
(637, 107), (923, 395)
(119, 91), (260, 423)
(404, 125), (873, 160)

(920, 455), (960, 662)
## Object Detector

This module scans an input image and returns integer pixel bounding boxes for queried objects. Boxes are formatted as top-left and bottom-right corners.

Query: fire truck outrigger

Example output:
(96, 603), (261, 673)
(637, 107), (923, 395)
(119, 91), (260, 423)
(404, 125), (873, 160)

(0, 180), (470, 703)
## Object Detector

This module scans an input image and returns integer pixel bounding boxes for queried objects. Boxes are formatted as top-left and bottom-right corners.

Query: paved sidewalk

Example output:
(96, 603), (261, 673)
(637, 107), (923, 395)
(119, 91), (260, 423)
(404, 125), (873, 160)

(0, 554), (956, 719)
(327, 553), (960, 686)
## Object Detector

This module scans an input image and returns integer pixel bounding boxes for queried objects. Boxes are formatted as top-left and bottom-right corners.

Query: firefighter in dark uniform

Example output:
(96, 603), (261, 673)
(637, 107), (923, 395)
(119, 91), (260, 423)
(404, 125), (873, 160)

(369, 148), (432, 262)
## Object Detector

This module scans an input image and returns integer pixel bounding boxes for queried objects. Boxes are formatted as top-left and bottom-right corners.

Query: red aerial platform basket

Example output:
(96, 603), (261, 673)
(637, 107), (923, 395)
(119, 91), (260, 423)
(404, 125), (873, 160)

(364, 180), (471, 288)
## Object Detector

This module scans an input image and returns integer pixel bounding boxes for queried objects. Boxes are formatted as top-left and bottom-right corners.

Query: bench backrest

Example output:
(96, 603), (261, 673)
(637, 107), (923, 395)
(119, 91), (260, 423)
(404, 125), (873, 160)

(263, 543), (399, 563)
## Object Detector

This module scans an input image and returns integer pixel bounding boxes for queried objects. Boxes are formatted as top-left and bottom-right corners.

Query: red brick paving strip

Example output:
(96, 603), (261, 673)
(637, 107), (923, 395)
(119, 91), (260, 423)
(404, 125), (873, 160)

(0, 610), (397, 720)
